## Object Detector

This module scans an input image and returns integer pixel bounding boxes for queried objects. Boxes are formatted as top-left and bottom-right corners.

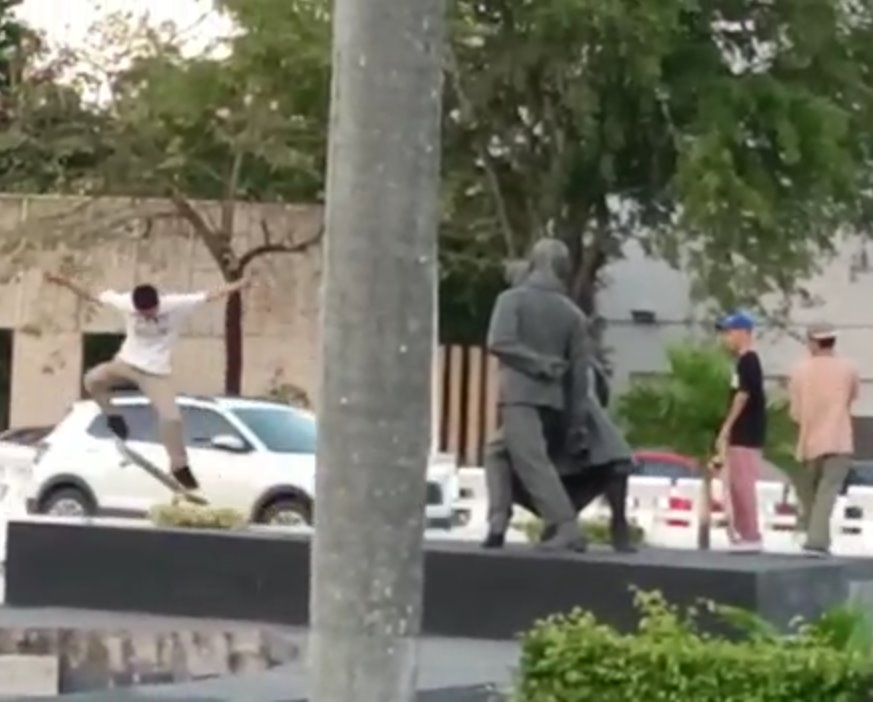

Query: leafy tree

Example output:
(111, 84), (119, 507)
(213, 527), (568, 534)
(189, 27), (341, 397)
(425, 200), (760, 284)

(443, 0), (873, 330)
(0, 3), (108, 192)
(0, 0), (28, 92)
(0, 1), (332, 394)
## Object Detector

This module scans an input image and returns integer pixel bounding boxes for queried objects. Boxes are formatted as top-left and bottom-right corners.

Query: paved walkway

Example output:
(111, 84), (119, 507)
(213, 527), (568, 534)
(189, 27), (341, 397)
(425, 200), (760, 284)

(0, 606), (517, 701)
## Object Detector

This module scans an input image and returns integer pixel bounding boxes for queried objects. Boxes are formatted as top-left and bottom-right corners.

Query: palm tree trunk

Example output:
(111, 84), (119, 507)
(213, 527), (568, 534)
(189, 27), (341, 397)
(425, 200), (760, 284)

(309, 0), (446, 700)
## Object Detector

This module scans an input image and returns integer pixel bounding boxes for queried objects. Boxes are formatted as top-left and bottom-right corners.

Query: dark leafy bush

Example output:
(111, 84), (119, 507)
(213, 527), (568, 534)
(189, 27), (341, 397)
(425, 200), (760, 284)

(517, 589), (873, 702)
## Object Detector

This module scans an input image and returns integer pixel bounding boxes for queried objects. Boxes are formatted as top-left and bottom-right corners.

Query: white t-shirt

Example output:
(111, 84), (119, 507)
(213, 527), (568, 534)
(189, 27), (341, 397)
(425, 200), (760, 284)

(98, 290), (208, 376)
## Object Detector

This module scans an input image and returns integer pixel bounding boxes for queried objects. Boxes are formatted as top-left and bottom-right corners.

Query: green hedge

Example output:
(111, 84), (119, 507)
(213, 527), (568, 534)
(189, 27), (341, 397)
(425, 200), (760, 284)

(517, 590), (873, 702)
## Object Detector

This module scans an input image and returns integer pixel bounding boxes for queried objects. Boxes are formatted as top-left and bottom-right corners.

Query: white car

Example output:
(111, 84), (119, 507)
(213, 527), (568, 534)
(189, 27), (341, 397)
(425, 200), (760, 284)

(26, 395), (458, 526)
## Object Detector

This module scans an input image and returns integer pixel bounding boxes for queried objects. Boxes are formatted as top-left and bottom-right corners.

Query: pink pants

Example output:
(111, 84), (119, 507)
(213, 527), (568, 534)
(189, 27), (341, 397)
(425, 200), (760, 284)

(725, 446), (761, 542)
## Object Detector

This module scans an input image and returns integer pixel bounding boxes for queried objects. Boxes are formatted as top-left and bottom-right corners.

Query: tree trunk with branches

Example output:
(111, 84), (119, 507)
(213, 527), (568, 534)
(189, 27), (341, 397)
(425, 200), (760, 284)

(172, 194), (323, 395)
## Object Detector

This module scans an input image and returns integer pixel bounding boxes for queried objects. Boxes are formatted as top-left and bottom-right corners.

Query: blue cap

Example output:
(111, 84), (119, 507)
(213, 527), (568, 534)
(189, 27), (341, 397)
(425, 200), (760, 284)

(716, 310), (756, 331)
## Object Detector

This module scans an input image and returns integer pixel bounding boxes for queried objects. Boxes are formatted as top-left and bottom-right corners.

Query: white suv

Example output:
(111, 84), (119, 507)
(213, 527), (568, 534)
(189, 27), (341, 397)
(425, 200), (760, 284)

(27, 395), (458, 526)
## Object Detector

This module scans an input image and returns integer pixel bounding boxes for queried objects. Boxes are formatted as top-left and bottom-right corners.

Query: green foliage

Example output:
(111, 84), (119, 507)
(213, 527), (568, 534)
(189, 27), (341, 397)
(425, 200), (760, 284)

(444, 0), (873, 322)
(800, 603), (873, 660)
(150, 502), (246, 529)
(706, 598), (873, 661)
(0, 0), (28, 93)
(516, 517), (645, 546)
(616, 342), (798, 473)
(98, 0), (330, 203)
(0, 9), (109, 193)
(517, 589), (873, 702)
(0, 1), (331, 205)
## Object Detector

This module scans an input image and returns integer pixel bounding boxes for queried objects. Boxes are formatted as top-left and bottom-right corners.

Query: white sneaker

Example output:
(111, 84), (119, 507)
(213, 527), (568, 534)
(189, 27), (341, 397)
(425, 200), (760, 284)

(729, 540), (762, 554)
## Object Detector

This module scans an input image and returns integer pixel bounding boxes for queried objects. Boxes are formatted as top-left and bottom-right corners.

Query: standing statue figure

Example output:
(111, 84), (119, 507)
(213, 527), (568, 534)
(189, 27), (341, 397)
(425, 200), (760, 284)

(512, 360), (637, 552)
(481, 238), (590, 552)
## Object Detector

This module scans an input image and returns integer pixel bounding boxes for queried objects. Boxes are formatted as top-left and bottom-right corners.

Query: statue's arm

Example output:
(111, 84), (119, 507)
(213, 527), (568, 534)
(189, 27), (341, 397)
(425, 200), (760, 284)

(487, 293), (566, 379)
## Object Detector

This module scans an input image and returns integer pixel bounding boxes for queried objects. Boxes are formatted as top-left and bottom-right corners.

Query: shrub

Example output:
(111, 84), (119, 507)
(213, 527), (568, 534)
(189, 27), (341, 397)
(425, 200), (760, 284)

(516, 589), (873, 702)
(149, 503), (246, 529)
(516, 517), (645, 546)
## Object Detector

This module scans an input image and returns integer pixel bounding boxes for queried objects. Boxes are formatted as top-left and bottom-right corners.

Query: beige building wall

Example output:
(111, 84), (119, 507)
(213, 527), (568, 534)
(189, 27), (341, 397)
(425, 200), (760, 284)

(0, 195), (324, 428)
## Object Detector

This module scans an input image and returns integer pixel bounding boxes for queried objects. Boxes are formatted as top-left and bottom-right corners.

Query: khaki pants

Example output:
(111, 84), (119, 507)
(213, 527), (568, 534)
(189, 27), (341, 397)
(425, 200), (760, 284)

(793, 454), (852, 551)
(83, 360), (188, 470)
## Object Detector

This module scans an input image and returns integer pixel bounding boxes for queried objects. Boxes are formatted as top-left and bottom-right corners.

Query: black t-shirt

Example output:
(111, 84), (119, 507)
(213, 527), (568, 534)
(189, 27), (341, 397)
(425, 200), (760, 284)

(728, 350), (766, 448)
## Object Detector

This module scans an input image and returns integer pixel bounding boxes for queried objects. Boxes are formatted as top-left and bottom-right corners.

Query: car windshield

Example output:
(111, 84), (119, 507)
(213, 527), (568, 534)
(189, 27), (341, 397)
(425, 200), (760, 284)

(231, 406), (317, 454)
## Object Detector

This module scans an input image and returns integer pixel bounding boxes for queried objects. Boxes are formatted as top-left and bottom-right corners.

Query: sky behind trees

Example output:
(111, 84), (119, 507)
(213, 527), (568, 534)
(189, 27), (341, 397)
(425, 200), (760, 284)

(17, 0), (229, 54)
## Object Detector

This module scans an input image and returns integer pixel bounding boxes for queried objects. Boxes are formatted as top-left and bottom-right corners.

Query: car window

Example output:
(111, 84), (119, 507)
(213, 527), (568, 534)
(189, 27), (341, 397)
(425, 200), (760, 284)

(181, 407), (246, 448)
(847, 462), (873, 487)
(0, 426), (52, 444)
(231, 407), (316, 454)
(636, 460), (691, 481)
(86, 405), (158, 443)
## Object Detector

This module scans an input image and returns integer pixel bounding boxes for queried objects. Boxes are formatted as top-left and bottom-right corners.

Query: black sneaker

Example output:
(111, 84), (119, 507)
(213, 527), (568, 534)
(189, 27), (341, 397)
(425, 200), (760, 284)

(106, 414), (129, 440)
(172, 465), (200, 491)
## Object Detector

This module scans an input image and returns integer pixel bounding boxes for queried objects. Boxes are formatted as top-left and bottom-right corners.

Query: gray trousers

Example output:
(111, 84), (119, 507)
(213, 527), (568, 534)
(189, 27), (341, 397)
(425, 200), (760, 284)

(484, 405), (576, 534)
(793, 454), (852, 550)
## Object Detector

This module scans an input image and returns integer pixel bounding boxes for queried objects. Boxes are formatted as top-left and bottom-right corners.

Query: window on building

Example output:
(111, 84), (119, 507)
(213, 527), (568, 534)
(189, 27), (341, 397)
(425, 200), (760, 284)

(81, 333), (135, 397)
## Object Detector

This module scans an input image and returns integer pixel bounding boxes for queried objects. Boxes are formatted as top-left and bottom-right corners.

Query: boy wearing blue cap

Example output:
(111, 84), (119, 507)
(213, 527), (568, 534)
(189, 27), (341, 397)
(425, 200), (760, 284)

(715, 311), (765, 553)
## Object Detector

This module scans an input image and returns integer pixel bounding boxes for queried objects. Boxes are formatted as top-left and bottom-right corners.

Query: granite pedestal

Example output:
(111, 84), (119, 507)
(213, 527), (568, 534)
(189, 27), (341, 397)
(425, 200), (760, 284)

(5, 520), (859, 640)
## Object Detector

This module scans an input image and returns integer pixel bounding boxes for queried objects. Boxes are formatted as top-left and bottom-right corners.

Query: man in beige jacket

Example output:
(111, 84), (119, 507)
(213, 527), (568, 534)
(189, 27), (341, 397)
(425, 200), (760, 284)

(789, 322), (859, 557)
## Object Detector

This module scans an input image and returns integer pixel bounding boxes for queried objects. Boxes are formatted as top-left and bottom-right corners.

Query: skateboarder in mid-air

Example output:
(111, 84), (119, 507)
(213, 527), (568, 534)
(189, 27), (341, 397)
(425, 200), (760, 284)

(43, 271), (251, 493)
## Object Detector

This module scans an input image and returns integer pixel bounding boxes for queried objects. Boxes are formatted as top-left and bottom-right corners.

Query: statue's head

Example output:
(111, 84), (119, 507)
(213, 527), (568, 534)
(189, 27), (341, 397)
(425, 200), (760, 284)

(529, 238), (571, 283)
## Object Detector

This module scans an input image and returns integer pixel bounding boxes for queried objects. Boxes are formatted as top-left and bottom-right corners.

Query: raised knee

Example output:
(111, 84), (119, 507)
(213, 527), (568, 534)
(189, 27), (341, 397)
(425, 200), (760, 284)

(83, 370), (101, 395)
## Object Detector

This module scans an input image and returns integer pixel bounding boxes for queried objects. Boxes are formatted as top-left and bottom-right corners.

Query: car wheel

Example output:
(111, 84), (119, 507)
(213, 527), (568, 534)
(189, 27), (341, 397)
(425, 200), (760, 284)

(258, 497), (312, 526)
(40, 486), (95, 517)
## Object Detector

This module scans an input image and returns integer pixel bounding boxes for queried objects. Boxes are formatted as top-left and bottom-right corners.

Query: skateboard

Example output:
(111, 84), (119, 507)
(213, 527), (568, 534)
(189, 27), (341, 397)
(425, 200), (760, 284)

(114, 438), (209, 506)
(697, 454), (723, 550)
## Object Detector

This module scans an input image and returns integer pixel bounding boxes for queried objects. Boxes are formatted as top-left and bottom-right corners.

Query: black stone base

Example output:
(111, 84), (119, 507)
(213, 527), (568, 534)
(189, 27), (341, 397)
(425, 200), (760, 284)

(19, 685), (505, 702)
(5, 521), (858, 640)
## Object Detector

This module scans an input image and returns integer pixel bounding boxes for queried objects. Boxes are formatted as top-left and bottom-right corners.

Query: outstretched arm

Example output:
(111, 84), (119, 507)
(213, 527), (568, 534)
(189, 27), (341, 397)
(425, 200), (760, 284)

(205, 276), (252, 302)
(487, 292), (567, 380)
(43, 272), (100, 305)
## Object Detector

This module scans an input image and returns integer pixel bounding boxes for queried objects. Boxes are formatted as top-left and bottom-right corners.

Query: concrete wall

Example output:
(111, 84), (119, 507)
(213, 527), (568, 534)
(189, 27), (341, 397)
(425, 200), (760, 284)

(0, 195), (323, 427)
(598, 238), (873, 414)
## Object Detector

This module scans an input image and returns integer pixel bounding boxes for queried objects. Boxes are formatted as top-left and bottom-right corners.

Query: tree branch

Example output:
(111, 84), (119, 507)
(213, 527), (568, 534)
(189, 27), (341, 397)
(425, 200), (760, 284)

(239, 221), (325, 270)
(171, 191), (238, 274)
(445, 43), (517, 258)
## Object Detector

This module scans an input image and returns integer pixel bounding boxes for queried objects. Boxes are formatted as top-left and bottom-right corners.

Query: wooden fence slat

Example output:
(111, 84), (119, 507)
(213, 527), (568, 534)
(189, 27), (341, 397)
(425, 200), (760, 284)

(464, 347), (483, 466)
(446, 345), (465, 456)
(433, 346), (446, 452)
(435, 344), (502, 466)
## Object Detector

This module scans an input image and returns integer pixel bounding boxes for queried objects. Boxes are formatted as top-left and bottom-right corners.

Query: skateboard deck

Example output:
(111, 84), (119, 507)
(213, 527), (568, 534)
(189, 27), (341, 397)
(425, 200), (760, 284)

(114, 438), (208, 506)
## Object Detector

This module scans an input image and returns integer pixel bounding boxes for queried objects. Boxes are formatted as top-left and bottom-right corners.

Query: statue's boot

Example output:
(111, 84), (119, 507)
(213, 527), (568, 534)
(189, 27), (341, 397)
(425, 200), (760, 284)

(481, 532), (505, 549)
(537, 521), (587, 552)
(606, 476), (637, 553)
